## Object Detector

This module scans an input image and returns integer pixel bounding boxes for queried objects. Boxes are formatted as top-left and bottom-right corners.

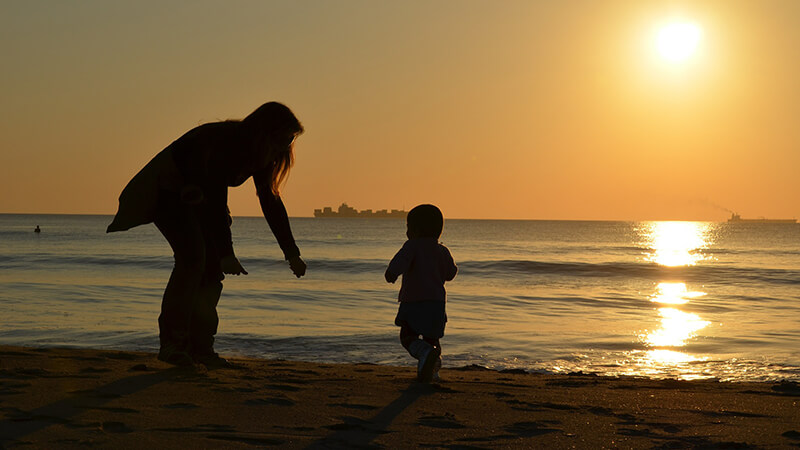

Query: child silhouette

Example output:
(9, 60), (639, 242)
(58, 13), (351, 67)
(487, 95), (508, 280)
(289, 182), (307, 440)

(385, 204), (457, 382)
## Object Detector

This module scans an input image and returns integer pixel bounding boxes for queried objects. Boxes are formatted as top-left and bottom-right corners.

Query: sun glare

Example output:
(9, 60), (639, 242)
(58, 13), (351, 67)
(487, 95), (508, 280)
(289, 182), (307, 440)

(640, 221), (713, 267)
(650, 282), (706, 305)
(656, 22), (702, 63)
(644, 307), (710, 348)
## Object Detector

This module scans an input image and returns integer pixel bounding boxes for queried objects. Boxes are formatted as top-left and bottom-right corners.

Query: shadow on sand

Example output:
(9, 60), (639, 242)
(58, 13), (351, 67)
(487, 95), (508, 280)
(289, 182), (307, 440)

(310, 381), (439, 448)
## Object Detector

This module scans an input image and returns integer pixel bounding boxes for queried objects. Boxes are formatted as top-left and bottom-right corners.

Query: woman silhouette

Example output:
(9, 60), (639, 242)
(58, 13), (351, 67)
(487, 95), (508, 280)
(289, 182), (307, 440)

(108, 102), (306, 366)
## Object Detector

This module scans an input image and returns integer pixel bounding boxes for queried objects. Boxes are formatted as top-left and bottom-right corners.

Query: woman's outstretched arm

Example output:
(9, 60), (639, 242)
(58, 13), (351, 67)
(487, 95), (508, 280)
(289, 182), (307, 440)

(253, 170), (305, 277)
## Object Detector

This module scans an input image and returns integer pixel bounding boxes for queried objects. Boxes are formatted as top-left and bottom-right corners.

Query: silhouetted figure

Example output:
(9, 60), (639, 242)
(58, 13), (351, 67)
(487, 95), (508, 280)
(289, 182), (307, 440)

(34, 225), (41, 233)
(385, 204), (457, 382)
(107, 102), (307, 367)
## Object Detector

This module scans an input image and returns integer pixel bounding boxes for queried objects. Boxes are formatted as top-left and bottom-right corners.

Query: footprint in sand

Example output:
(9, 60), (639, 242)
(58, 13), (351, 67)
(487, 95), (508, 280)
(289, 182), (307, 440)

(101, 421), (134, 433)
(264, 384), (302, 392)
(506, 399), (578, 412)
(81, 406), (139, 414)
(244, 397), (295, 407)
(272, 376), (312, 385)
(156, 423), (235, 433)
(323, 416), (388, 434)
(432, 384), (461, 393)
(68, 389), (121, 399)
(504, 421), (558, 437)
(782, 430), (800, 441)
(161, 402), (199, 409)
(207, 434), (285, 446)
(281, 369), (319, 376)
(327, 402), (379, 411)
(772, 381), (800, 396)
(80, 367), (112, 374)
(15, 368), (51, 378)
(418, 413), (466, 429)
(0, 382), (31, 395)
(100, 352), (139, 361)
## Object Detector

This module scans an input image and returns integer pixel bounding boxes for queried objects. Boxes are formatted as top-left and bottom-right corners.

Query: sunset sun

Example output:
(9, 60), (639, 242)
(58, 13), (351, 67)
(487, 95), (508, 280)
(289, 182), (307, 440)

(656, 21), (702, 63)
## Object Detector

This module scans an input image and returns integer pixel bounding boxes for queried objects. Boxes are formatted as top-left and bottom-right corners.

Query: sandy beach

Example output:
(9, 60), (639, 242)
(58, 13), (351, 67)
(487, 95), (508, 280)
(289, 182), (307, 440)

(1, 345), (798, 449)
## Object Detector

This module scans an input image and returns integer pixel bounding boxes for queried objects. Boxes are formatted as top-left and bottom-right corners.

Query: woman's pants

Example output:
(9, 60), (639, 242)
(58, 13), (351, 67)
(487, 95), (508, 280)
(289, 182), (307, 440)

(154, 193), (224, 356)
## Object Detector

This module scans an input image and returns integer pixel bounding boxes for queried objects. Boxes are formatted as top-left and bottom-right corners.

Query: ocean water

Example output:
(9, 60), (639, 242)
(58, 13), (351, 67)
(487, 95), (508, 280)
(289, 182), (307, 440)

(1, 214), (799, 382)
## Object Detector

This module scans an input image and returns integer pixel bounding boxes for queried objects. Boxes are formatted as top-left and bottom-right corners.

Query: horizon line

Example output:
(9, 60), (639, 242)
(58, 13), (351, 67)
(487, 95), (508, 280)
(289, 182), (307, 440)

(2, 211), (792, 223)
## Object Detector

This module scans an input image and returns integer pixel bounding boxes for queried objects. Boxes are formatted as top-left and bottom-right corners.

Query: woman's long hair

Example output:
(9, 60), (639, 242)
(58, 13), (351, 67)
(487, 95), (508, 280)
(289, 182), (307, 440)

(243, 102), (304, 196)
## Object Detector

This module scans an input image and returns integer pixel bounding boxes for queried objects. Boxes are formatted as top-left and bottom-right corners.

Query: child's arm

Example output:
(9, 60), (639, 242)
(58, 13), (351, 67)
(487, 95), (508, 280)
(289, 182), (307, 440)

(446, 262), (458, 281)
(385, 241), (413, 283)
(384, 268), (398, 283)
(442, 245), (458, 281)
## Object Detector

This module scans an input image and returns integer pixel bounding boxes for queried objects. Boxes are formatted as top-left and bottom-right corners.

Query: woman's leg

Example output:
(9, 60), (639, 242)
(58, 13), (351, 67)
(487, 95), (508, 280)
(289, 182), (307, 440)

(154, 198), (206, 363)
(189, 274), (223, 357)
(187, 218), (226, 360)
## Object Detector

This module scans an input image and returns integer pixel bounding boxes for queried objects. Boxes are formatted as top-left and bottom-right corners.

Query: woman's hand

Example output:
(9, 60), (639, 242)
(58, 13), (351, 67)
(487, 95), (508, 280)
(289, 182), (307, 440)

(288, 256), (306, 278)
(221, 254), (248, 275)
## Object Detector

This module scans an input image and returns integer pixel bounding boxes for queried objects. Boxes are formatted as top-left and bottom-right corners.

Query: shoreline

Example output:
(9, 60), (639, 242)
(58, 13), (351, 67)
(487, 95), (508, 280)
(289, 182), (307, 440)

(1, 345), (799, 448)
(7, 340), (799, 384)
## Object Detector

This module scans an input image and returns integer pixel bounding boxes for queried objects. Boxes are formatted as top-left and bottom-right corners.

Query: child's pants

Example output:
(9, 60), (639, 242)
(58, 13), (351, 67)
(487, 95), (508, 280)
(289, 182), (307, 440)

(399, 321), (441, 357)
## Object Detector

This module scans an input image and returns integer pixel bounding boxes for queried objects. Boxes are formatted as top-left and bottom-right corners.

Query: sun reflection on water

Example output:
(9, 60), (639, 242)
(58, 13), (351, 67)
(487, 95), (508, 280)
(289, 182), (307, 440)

(650, 282), (706, 305)
(628, 222), (717, 379)
(640, 221), (714, 267)
(643, 306), (710, 348)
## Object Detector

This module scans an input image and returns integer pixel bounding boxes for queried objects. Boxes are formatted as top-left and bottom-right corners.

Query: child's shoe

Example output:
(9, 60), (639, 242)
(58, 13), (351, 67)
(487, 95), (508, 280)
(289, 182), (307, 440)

(409, 340), (436, 383)
(418, 347), (437, 383)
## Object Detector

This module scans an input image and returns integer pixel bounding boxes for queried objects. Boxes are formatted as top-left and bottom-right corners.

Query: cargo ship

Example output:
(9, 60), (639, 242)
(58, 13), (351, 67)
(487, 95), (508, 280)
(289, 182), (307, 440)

(314, 203), (407, 219)
(727, 213), (796, 224)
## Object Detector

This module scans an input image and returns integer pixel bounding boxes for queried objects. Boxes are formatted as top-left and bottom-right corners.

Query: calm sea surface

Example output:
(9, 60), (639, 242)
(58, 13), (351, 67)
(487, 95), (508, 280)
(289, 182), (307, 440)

(1, 214), (799, 382)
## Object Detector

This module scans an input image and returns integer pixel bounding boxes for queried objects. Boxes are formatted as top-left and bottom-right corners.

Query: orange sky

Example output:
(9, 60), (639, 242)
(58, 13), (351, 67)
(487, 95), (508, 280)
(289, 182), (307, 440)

(1, 1), (798, 220)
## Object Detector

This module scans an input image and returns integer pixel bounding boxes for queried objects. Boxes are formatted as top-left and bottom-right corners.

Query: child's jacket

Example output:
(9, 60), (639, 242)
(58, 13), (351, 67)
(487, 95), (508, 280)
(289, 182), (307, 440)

(388, 238), (457, 303)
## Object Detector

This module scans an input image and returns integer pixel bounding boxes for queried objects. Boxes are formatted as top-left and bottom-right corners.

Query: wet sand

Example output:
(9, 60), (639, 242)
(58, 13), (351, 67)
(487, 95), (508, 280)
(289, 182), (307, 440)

(1, 345), (799, 448)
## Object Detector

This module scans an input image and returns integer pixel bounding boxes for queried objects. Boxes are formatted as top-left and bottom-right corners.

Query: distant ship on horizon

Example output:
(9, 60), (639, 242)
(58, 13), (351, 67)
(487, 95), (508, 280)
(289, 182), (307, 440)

(314, 203), (407, 219)
(727, 213), (796, 224)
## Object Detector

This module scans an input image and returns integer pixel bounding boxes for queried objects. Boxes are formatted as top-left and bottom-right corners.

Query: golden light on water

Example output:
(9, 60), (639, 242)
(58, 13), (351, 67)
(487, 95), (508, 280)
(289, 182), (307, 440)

(645, 349), (698, 365)
(644, 307), (710, 348)
(641, 221), (713, 267)
(650, 282), (706, 305)
(629, 224), (717, 379)
(633, 296), (712, 378)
